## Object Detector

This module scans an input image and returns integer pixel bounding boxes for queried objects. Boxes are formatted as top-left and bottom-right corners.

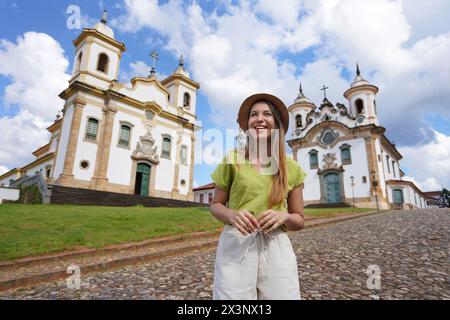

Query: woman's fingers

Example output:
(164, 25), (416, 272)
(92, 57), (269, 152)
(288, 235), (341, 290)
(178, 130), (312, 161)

(245, 211), (260, 229)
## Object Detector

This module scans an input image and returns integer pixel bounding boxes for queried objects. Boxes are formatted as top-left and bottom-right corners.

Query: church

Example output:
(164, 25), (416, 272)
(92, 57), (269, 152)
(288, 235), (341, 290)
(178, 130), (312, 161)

(0, 13), (199, 201)
(287, 66), (428, 209)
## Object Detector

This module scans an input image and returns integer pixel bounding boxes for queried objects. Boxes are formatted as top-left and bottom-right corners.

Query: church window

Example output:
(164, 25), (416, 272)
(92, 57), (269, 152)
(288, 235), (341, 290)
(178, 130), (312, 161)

(181, 179), (186, 186)
(374, 100), (378, 115)
(97, 53), (109, 74)
(85, 118), (98, 141)
(46, 168), (51, 178)
(355, 99), (364, 114)
(295, 114), (302, 128)
(392, 161), (396, 178)
(181, 145), (188, 165)
(145, 110), (155, 121)
(386, 155), (390, 173)
(362, 176), (367, 184)
(161, 136), (172, 159)
(118, 125), (131, 148)
(76, 52), (83, 72)
(323, 132), (335, 145)
(309, 149), (318, 169)
(340, 144), (352, 165)
(183, 93), (191, 109)
(200, 194), (204, 203)
(80, 160), (89, 169)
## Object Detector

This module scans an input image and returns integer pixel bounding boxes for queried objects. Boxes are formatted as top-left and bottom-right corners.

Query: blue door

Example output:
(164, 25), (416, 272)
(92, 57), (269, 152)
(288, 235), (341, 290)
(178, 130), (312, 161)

(324, 173), (341, 203)
(393, 189), (404, 204)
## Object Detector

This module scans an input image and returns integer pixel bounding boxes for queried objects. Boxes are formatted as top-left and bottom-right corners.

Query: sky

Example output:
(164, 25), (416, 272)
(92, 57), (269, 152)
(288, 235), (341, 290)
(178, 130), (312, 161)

(0, 0), (449, 192)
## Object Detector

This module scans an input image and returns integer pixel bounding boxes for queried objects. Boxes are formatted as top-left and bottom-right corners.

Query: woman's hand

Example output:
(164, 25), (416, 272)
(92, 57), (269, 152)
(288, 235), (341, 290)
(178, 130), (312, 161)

(229, 209), (260, 236)
(258, 210), (290, 234)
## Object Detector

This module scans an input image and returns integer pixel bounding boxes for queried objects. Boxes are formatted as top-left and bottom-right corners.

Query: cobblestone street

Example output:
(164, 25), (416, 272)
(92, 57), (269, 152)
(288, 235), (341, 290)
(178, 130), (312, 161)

(1, 209), (448, 300)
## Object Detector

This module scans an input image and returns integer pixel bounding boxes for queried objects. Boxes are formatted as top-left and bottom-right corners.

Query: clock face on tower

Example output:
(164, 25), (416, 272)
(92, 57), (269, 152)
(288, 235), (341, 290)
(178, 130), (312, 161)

(356, 115), (365, 124)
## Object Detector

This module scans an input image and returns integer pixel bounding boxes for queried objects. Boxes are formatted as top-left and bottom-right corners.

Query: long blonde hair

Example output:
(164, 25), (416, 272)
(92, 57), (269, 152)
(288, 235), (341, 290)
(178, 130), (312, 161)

(242, 100), (288, 208)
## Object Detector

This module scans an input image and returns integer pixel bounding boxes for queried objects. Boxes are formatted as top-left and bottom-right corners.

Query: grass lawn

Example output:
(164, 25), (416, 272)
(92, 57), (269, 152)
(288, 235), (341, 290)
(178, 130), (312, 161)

(0, 204), (372, 261)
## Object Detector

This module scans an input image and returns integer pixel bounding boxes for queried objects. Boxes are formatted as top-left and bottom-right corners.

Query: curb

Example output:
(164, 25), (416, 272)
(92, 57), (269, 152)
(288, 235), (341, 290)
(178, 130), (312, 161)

(0, 210), (390, 292)
(0, 229), (223, 271)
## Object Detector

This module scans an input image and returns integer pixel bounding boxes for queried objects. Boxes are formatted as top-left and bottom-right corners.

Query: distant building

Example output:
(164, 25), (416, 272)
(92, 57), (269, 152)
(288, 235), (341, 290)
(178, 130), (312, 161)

(193, 183), (216, 205)
(287, 66), (428, 209)
(0, 13), (199, 202)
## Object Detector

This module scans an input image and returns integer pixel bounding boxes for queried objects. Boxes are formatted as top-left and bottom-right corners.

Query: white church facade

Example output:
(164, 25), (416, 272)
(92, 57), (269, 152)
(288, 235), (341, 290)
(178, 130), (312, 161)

(0, 14), (199, 201)
(287, 67), (428, 209)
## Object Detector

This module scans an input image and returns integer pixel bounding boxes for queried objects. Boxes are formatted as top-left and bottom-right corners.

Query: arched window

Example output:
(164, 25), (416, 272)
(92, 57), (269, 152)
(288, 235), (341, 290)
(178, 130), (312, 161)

(309, 149), (318, 169)
(145, 110), (155, 120)
(161, 136), (172, 159)
(295, 114), (302, 128)
(85, 118), (99, 141)
(118, 125), (131, 148)
(340, 144), (352, 165)
(180, 145), (188, 165)
(183, 93), (191, 108)
(355, 99), (364, 114)
(97, 53), (109, 73)
(76, 52), (83, 72)
(386, 155), (390, 173)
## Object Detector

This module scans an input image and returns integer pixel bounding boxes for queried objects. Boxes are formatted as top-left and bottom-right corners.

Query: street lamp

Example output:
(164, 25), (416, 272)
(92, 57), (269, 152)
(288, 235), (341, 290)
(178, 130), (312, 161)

(371, 170), (380, 211)
(350, 176), (355, 208)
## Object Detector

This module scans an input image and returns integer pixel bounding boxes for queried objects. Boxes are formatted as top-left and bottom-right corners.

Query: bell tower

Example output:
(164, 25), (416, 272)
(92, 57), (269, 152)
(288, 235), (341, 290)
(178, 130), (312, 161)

(71, 10), (126, 89)
(343, 64), (379, 126)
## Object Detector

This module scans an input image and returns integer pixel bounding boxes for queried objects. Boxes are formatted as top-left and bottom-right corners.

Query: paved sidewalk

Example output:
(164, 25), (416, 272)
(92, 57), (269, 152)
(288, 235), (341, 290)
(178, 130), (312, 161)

(0, 210), (383, 294)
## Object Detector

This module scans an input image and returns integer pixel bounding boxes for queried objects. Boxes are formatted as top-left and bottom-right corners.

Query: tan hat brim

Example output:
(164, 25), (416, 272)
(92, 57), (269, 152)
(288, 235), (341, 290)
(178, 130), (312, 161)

(238, 93), (289, 132)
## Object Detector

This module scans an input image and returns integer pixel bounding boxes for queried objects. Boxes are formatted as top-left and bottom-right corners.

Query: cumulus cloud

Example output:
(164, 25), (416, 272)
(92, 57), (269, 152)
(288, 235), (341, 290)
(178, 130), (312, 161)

(0, 32), (70, 169)
(399, 131), (450, 191)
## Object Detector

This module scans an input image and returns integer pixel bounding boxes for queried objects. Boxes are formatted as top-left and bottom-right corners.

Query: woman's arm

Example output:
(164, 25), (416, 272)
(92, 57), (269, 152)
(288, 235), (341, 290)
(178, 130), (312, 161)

(284, 184), (305, 231)
(210, 186), (259, 235)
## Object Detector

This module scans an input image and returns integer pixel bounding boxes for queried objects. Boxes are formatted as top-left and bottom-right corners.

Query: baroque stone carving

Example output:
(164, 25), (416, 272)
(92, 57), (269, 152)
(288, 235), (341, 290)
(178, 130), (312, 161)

(132, 125), (160, 164)
(322, 153), (338, 170)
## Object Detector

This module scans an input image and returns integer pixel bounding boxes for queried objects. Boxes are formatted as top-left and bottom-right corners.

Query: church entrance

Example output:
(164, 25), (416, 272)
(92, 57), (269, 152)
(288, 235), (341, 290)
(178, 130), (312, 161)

(324, 173), (341, 203)
(134, 163), (151, 196)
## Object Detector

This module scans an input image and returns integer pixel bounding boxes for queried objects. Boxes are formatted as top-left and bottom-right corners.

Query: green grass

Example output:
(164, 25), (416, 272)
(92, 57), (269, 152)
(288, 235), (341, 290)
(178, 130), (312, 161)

(0, 204), (372, 261)
(304, 207), (372, 218)
(0, 204), (222, 261)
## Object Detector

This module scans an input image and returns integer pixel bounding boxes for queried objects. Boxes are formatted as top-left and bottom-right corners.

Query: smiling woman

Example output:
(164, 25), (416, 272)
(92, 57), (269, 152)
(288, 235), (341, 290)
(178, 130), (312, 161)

(209, 93), (306, 300)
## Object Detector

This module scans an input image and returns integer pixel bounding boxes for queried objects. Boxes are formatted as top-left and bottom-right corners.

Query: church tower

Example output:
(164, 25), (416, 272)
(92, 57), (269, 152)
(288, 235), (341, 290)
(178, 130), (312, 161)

(70, 10), (126, 89)
(343, 64), (379, 126)
(161, 55), (200, 120)
(288, 83), (316, 138)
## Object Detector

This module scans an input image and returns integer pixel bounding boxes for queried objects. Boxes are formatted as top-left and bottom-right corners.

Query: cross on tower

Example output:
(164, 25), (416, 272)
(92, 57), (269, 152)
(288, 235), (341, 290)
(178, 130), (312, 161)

(149, 50), (159, 75)
(320, 85), (329, 100)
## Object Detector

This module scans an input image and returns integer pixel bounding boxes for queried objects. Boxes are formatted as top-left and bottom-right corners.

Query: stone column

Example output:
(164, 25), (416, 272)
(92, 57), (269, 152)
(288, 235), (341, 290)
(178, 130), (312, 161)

(90, 104), (117, 191)
(187, 134), (196, 202)
(364, 136), (383, 205)
(57, 99), (85, 186)
(171, 128), (183, 199)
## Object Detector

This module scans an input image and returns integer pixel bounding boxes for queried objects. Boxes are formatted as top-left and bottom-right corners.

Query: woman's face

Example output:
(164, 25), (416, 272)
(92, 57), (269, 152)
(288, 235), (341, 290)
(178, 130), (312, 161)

(248, 101), (277, 139)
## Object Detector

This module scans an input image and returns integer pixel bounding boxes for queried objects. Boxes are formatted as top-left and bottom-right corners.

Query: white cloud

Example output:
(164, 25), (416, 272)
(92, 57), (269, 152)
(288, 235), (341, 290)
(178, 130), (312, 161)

(0, 165), (9, 175)
(399, 131), (450, 191)
(0, 32), (70, 169)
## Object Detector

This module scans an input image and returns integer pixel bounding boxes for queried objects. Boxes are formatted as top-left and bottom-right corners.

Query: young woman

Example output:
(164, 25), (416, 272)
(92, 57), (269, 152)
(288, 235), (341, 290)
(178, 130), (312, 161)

(210, 93), (306, 300)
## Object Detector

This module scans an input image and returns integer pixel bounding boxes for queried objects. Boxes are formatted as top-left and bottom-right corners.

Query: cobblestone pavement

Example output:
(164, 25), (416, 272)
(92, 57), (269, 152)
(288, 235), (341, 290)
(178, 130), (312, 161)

(0, 209), (448, 300)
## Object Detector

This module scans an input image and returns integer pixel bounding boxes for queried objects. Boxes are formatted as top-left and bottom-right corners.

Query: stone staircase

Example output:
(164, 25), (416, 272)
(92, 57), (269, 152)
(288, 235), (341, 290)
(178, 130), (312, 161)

(48, 185), (207, 208)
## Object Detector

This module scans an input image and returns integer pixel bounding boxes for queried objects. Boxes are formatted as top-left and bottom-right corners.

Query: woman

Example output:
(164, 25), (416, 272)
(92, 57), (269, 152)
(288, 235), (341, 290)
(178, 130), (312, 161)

(210, 93), (306, 300)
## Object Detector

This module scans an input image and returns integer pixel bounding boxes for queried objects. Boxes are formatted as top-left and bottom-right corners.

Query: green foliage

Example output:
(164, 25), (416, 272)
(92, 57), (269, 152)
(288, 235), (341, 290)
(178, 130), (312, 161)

(18, 185), (42, 204)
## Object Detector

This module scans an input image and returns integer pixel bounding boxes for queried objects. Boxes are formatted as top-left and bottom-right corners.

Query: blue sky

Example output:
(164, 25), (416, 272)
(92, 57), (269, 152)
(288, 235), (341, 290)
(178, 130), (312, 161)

(1, 0), (449, 191)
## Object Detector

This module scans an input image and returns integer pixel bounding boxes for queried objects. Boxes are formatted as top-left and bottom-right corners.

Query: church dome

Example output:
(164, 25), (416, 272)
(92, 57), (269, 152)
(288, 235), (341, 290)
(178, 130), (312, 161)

(293, 83), (311, 104)
(350, 64), (369, 88)
(93, 10), (114, 39)
(94, 22), (114, 39)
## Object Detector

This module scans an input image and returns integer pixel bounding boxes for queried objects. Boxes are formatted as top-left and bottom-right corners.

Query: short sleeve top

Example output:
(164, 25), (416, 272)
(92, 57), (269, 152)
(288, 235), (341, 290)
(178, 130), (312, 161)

(211, 150), (306, 219)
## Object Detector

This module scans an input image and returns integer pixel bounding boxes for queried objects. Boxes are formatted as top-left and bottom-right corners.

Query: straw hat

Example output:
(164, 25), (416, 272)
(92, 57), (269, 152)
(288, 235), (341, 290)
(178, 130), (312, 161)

(237, 93), (289, 132)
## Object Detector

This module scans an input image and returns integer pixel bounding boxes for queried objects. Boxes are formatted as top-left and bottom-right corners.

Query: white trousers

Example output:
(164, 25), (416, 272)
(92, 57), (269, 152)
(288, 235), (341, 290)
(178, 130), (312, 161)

(213, 224), (301, 300)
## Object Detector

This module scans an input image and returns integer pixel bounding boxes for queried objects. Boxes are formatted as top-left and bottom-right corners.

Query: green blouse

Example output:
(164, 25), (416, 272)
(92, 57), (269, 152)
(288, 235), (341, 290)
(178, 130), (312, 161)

(211, 150), (306, 219)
